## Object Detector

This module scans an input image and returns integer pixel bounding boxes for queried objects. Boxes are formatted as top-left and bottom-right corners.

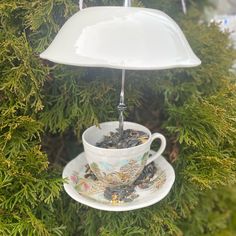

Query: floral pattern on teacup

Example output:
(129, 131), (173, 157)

(90, 152), (149, 186)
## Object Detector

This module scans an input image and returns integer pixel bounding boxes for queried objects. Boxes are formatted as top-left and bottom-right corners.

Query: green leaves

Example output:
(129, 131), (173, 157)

(0, 33), (48, 112)
(39, 68), (117, 135)
(166, 86), (236, 191)
(167, 95), (235, 149)
(0, 0), (236, 235)
(184, 153), (236, 189)
(0, 2), (65, 234)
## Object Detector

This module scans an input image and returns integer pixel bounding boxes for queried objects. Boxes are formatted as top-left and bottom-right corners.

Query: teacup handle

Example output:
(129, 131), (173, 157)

(146, 133), (166, 165)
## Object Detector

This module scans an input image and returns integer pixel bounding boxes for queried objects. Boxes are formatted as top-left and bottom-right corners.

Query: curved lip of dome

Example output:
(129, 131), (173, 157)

(39, 56), (201, 70)
(40, 6), (201, 70)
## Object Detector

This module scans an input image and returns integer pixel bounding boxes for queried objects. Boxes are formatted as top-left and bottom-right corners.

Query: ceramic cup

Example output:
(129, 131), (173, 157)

(82, 121), (166, 187)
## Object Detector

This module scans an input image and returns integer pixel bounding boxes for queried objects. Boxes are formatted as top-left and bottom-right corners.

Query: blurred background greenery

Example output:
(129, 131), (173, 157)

(0, 0), (236, 235)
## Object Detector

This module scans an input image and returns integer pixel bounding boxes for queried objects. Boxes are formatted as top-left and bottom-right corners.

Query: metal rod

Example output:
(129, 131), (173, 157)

(124, 0), (131, 7)
(181, 0), (187, 14)
(118, 2), (130, 137)
(118, 69), (127, 137)
(120, 69), (125, 105)
(79, 0), (83, 10)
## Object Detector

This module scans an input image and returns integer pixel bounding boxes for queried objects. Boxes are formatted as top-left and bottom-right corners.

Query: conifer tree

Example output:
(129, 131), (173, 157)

(0, 0), (236, 235)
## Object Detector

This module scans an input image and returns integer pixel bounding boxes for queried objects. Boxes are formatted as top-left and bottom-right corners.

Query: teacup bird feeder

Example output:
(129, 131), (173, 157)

(41, 0), (201, 210)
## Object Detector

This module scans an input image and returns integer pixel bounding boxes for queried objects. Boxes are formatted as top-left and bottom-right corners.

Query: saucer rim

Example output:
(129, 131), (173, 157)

(62, 150), (175, 212)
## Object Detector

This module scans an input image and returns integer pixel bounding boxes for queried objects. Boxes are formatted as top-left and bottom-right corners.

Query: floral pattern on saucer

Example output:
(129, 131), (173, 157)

(63, 151), (175, 211)
(70, 162), (167, 205)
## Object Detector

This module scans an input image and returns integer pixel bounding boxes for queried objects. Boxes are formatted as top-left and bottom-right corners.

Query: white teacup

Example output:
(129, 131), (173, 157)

(82, 121), (166, 187)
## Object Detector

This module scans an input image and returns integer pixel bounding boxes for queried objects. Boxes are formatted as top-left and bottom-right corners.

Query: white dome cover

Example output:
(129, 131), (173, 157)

(40, 7), (201, 70)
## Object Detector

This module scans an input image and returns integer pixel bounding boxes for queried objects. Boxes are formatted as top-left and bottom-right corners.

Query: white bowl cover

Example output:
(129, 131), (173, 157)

(40, 7), (201, 70)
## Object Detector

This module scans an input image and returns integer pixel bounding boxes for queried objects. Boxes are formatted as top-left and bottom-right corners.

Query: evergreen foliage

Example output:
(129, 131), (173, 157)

(0, 0), (236, 235)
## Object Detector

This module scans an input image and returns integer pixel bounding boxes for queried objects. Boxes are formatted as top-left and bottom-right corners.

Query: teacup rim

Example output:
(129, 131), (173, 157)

(82, 121), (152, 152)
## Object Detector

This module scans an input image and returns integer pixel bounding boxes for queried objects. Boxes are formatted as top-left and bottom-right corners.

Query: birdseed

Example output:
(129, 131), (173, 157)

(96, 129), (149, 149)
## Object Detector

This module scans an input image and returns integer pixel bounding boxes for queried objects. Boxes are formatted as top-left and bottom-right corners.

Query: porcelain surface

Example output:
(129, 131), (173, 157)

(82, 121), (166, 187)
(40, 6), (201, 70)
(62, 150), (175, 211)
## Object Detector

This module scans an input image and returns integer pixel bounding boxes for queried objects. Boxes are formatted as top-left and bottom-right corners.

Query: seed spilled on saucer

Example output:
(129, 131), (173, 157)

(102, 161), (157, 203)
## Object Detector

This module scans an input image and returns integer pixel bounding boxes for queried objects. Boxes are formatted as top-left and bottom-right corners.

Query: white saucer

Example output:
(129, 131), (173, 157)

(62, 150), (175, 211)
